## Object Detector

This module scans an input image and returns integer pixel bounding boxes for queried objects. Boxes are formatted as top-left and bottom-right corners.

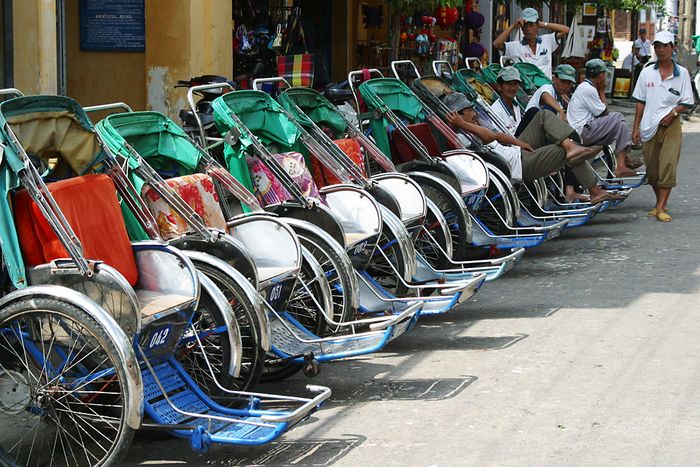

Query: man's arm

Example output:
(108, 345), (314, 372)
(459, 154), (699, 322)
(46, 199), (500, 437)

(446, 111), (497, 143)
(632, 102), (645, 144)
(539, 91), (566, 120)
(493, 19), (522, 50)
(540, 21), (569, 40)
(595, 80), (609, 116)
(494, 132), (534, 151)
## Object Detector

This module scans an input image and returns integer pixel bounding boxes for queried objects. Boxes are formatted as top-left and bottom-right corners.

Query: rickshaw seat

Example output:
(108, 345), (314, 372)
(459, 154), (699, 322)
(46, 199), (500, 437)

(13, 174), (139, 286)
(141, 173), (228, 240)
(391, 123), (442, 163)
(136, 289), (193, 317)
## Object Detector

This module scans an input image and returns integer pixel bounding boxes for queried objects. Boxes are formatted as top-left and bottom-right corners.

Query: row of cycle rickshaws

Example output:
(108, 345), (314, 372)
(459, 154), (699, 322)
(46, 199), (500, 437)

(0, 58), (644, 466)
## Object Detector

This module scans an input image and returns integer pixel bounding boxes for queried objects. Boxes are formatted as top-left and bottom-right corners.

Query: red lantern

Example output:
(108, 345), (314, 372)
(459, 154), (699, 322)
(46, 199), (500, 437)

(436, 6), (459, 28)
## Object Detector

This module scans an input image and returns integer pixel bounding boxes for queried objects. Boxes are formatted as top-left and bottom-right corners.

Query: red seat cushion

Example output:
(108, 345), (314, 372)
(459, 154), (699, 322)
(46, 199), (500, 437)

(13, 174), (139, 286)
(390, 122), (442, 164)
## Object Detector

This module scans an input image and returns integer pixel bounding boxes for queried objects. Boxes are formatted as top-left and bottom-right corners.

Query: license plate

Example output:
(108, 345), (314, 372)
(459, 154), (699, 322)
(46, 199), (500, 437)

(147, 325), (172, 350)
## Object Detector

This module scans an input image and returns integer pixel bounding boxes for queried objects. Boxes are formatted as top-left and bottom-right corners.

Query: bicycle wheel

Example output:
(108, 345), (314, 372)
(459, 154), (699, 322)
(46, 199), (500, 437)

(366, 224), (410, 298)
(177, 281), (237, 398)
(417, 181), (471, 262)
(184, 262), (265, 392)
(295, 230), (355, 333)
(261, 250), (330, 382)
(474, 170), (516, 236)
(0, 297), (136, 467)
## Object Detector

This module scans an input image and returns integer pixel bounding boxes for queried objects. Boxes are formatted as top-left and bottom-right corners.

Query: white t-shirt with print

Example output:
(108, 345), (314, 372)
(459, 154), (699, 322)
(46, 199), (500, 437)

(504, 33), (560, 79)
(567, 80), (606, 134)
(490, 98), (521, 135)
(632, 62), (693, 142)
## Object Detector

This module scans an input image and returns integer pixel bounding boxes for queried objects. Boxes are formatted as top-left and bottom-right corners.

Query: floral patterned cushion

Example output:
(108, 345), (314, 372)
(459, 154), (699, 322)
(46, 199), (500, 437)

(247, 152), (321, 206)
(141, 173), (227, 240)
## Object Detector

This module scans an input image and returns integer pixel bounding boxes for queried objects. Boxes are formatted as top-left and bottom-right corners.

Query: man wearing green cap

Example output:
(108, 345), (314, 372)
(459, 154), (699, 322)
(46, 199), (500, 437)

(490, 66), (526, 135)
(632, 30), (693, 222)
(443, 92), (625, 204)
(525, 64), (577, 120)
(492, 7), (570, 79)
(567, 58), (636, 178)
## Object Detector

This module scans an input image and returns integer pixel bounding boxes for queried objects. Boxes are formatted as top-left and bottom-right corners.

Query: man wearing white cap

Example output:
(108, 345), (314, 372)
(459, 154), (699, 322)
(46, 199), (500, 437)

(492, 7), (570, 79)
(632, 30), (693, 222)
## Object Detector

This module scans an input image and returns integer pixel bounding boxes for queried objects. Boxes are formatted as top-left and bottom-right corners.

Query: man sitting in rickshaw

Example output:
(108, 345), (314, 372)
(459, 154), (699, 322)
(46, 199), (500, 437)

(444, 92), (625, 205)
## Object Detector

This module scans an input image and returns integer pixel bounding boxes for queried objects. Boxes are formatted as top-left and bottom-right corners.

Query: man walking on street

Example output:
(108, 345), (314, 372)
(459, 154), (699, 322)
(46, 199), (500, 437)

(492, 8), (569, 79)
(632, 30), (693, 222)
(567, 58), (636, 178)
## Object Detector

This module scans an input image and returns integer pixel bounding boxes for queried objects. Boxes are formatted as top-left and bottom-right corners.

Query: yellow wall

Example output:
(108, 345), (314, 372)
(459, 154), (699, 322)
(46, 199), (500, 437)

(145, 0), (232, 120)
(13, 0), (57, 94)
(65, 1), (146, 111)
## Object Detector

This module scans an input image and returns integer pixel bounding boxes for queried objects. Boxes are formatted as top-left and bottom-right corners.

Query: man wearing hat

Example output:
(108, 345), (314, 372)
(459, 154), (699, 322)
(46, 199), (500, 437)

(632, 30), (693, 222)
(567, 58), (636, 178)
(490, 66), (529, 135)
(492, 7), (570, 79)
(525, 64), (577, 119)
(443, 92), (624, 204)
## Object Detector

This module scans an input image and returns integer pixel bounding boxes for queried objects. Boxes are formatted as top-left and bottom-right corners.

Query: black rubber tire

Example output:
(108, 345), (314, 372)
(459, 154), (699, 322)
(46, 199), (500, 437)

(188, 263), (265, 391)
(0, 297), (135, 467)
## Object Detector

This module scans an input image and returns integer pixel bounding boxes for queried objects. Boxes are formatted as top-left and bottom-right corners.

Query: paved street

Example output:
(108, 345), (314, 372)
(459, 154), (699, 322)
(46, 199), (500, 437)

(125, 114), (700, 466)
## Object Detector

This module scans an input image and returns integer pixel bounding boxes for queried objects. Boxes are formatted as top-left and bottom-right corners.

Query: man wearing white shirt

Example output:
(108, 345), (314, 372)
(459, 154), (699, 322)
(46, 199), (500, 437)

(525, 64), (576, 119)
(443, 93), (624, 204)
(490, 66), (523, 135)
(634, 28), (653, 64)
(492, 8), (570, 80)
(567, 58), (635, 177)
(622, 44), (641, 72)
(632, 30), (693, 222)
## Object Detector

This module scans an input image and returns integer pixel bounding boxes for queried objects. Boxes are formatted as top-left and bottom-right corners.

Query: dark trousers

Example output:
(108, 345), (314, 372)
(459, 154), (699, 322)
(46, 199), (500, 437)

(517, 110), (598, 189)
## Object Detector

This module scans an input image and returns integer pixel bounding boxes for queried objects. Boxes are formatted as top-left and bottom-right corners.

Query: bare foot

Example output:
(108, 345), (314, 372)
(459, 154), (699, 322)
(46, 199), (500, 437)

(566, 144), (603, 164)
(614, 167), (637, 177)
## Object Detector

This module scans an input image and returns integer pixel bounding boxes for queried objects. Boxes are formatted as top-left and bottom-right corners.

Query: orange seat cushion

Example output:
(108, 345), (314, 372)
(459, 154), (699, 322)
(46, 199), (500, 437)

(13, 174), (139, 286)
(311, 138), (367, 188)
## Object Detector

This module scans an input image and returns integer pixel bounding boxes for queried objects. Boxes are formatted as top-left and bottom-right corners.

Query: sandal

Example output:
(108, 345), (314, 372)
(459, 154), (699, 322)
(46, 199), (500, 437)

(656, 212), (672, 222)
(648, 208), (670, 217)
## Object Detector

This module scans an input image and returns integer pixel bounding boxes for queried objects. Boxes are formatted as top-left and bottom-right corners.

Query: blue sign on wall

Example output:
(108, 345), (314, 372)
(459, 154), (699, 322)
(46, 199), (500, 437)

(79, 0), (145, 51)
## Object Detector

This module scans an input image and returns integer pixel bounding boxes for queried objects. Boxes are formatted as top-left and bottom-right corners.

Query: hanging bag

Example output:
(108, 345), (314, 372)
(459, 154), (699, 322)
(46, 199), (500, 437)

(276, 10), (315, 87)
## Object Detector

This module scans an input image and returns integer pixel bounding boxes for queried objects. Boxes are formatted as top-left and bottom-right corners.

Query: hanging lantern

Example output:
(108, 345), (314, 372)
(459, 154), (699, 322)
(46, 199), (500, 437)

(465, 42), (485, 58)
(465, 12), (485, 30)
(435, 7), (459, 28)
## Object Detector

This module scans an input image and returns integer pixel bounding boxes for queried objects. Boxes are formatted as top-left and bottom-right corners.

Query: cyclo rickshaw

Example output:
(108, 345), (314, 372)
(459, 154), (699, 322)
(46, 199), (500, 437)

(0, 94), (330, 466)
